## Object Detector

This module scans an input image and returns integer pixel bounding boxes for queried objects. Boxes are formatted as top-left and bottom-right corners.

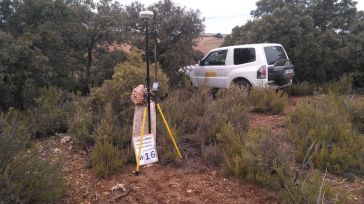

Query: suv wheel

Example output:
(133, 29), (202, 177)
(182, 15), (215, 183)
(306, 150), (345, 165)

(234, 79), (251, 95)
(235, 79), (251, 88)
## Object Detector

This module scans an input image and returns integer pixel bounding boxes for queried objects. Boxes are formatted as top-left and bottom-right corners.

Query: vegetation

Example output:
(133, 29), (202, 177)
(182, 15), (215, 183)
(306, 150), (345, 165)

(348, 98), (364, 133)
(29, 87), (76, 138)
(70, 53), (169, 146)
(248, 88), (288, 114)
(223, 128), (340, 203)
(0, 0), (203, 111)
(285, 82), (317, 96)
(160, 84), (342, 202)
(286, 75), (353, 96)
(90, 142), (123, 178)
(320, 74), (353, 95)
(157, 85), (249, 164)
(224, 0), (364, 86)
(0, 110), (65, 202)
(287, 93), (364, 174)
(0, 0), (363, 202)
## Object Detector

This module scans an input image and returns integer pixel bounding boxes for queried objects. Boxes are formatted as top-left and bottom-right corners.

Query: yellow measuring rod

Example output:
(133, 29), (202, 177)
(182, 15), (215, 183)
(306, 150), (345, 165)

(136, 107), (147, 172)
(157, 104), (182, 159)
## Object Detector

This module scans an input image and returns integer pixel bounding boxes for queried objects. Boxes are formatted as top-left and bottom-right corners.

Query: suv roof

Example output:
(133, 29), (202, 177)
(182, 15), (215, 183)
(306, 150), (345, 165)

(210, 43), (283, 52)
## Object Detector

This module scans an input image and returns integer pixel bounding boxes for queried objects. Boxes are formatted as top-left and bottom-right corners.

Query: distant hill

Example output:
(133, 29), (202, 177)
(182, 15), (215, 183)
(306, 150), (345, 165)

(194, 35), (224, 54)
(107, 35), (225, 56)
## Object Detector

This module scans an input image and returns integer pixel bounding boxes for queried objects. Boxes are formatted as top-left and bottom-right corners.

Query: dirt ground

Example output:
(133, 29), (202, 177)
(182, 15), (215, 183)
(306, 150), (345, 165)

(41, 137), (277, 204)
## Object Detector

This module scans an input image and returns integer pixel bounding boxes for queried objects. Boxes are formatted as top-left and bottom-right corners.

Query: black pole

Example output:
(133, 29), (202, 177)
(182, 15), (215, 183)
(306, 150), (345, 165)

(145, 19), (152, 134)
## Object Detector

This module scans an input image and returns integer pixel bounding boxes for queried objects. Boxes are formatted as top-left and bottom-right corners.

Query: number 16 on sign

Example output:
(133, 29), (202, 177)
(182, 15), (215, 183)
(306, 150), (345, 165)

(133, 134), (158, 166)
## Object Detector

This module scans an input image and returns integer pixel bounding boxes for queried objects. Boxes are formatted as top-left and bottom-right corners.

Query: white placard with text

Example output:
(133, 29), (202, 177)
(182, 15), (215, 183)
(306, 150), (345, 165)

(133, 134), (158, 166)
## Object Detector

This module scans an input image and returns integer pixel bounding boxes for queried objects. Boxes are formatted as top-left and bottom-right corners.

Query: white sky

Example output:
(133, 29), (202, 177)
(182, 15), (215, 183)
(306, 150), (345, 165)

(117, 0), (364, 34)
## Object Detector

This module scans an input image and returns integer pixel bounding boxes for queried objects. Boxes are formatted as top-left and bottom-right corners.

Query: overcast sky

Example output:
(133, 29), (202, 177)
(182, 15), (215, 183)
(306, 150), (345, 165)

(118, 0), (364, 34)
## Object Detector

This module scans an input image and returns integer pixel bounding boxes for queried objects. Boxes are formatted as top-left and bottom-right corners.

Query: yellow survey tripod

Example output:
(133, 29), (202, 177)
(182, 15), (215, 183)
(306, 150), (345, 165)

(135, 84), (183, 175)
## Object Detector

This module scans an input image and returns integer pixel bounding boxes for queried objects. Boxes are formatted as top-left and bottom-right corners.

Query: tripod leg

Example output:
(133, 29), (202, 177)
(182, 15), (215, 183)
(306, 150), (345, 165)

(136, 107), (147, 173)
(156, 104), (182, 159)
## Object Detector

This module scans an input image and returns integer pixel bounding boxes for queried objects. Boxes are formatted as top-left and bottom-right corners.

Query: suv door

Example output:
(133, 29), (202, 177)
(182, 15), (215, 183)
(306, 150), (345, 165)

(224, 47), (257, 87)
(196, 50), (227, 88)
(264, 46), (294, 86)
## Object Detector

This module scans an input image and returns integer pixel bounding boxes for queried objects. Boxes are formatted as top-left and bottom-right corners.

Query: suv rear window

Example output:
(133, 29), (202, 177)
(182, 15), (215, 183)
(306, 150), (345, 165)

(264, 46), (287, 65)
(234, 48), (256, 65)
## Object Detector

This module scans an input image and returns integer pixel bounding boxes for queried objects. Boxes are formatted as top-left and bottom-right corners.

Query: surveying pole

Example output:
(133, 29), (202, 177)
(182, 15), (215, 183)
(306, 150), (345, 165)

(139, 10), (154, 134)
(134, 11), (182, 176)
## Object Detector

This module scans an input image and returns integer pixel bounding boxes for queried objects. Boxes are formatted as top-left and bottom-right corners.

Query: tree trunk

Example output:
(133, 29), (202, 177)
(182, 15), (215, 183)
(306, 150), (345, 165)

(86, 36), (95, 89)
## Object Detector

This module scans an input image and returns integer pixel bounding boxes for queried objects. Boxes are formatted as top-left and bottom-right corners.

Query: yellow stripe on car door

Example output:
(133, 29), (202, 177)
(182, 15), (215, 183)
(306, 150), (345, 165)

(205, 71), (217, 77)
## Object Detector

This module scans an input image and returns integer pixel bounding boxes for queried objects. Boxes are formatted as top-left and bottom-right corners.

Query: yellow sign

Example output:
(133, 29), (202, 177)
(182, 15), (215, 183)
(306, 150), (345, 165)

(205, 72), (217, 77)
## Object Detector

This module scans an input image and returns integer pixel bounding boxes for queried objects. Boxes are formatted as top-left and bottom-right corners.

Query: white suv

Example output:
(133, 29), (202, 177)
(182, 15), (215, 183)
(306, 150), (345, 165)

(181, 43), (294, 89)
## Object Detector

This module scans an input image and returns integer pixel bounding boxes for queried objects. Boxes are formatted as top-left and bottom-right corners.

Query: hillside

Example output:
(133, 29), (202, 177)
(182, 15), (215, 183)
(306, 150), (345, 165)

(194, 35), (225, 54)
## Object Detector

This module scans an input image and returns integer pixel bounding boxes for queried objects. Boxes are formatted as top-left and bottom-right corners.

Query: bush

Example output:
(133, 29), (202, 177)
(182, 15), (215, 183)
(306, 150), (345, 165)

(221, 126), (341, 203)
(347, 97), (364, 133)
(159, 82), (342, 202)
(69, 97), (94, 146)
(248, 88), (288, 114)
(286, 93), (364, 174)
(30, 87), (75, 137)
(352, 71), (364, 90)
(90, 142), (123, 178)
(156, 86), (210, 163)
(69, 53), (170, 175)
(320, 74), (352, 95)
(70, 53), (169, 147)
(157, 86), (249, 164)
(222, 128), (290, 189)
(285, 81), (317, 96)
(0, 110), (65, 202)
(202, 145), (224, 166)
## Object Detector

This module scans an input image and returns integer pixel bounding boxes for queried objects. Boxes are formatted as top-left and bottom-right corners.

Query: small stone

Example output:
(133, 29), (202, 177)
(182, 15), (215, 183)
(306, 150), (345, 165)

(61, 136), (72, 144)
(110, 183), (126, 192)
(102, 192), (110, 195)
(52, 148), (61, 154)
(187, 189), (192, 193)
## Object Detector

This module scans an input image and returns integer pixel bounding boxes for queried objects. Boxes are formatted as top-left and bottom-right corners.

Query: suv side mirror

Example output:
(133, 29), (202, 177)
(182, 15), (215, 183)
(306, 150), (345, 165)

(199, 60), (204, 66)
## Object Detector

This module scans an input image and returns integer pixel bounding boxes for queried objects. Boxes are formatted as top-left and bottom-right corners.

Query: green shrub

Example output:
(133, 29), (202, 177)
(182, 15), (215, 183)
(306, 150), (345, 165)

(156, 86), (210, 163)
(248, 88), (288, 114)
(159, 82), (342, 202)
(286, 93), (364, 174)
(90, 142), (123, 178)
(285, 81), (317, 96)
(157, 86), (249, 164)
(69, 97), (94, 146)
(202, 145), (224, 166)
(0, 110), (65, 203)
(89, 54), (168, 149)
(352, 71), (364, 91)
(320, 74), (352, 94)
(69, 53), (170, 175)
(70, 53), (169, 149)
(222, 128), (290, 189)
(30, 87), (75, 137)
(347, 98), (364, 133)
(281, 170), (344, 204)
(220, 126), (339, 203)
